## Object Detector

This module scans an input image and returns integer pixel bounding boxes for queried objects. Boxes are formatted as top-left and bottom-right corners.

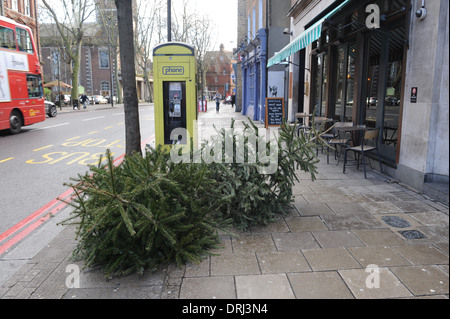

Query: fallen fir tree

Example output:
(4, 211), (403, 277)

(60, 120), (326, 277)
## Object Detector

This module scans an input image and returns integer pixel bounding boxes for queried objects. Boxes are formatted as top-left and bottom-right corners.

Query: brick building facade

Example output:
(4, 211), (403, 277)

(205, 44), (234, 99)
(1, 0), (40, 59)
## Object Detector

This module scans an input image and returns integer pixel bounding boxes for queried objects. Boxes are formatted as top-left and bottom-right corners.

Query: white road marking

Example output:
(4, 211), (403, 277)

(38, 123), (70, 130)
(82, 116), (105, 122)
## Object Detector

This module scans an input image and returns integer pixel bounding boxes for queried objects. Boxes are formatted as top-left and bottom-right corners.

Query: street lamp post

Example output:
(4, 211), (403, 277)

(168, 0), (171, 42)
(48, 53), (61, 110)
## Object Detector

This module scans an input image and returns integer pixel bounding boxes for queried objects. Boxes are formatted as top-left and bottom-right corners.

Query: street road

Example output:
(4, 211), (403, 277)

(0, 104), (155, 252)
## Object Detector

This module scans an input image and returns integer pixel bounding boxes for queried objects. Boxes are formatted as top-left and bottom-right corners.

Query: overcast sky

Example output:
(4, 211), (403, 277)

(41, 0), (238, 52)
(183, 0), (238, 52)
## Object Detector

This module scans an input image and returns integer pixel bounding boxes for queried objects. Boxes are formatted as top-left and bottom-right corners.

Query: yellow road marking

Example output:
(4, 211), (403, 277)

(88, 131), (99, 135)
(33, 145), (53, 152)
(0, 157), (14, 164)
(104, 126), (114, 130)
(65, 136), (81, 141)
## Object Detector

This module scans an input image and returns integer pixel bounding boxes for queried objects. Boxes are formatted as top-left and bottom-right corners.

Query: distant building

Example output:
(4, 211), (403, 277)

(40, 0), (151, 102)
(236, 0), (290, 122)
(205, 44), (234, 99)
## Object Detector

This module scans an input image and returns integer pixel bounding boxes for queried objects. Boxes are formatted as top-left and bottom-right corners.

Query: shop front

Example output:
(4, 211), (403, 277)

(269, 0), (448, 202)
(269, 0), (408, 166)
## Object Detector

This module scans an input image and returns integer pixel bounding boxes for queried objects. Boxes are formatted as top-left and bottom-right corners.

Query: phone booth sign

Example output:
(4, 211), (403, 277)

(153, 42), (198, 150)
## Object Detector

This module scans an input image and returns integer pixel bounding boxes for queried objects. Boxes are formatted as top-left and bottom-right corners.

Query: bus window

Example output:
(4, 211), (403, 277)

(27, 74), (43, 98)
(0, 26), (16, 50)
(16, 27), (33, 54)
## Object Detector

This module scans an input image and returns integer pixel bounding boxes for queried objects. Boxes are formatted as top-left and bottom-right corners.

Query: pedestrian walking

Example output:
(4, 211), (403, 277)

(214, 91), (222, 113)
(81, 94), (88, 109)
(231, 93), (236, 108)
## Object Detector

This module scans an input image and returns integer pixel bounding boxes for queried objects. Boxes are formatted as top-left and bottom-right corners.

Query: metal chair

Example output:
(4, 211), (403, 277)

(326, 122), (353, 165)
(343, 128), (383, 179)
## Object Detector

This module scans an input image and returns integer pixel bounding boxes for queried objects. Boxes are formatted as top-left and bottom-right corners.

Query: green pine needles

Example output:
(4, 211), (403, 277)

(61, 119), (324, 277)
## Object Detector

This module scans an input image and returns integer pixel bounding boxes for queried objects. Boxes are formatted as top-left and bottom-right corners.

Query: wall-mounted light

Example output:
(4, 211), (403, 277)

(283, 28), (293, 36)
(416, 0), (427, 20)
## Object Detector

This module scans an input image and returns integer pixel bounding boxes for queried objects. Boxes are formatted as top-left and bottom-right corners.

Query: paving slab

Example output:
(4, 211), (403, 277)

(235, 274), (295, 299)
(284, 216), (329, 232)
(302, 247), (361, 271)
(311, 230), (365, 248)
(347, 246), (411, 268)
(352, 229), (406, 246)
(210, 253), (260, 276)
(288, 271), (354, 299)
(390, 265), (449, 296)
(295, 203), (334, 216)
(256, 251), (311, 274)
(338, 267), (413, 299)
(321, 214), (384, 230)
(392, 245), (449, 266)
(272, 232), (321, 251)
(180, 276), (236, 299)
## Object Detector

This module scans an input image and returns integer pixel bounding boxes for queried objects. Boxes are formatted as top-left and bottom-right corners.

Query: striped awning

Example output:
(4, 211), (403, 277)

(267, 0), (349, 67)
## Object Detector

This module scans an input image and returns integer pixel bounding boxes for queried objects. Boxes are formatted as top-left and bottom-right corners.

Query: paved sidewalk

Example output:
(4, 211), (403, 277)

(1, 101), (448, 299)
(54, 101), (123, 114)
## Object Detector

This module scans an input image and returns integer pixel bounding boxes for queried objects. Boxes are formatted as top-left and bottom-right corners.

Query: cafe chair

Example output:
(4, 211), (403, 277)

(295, 113), (311, 136)
(326, 122), (353, 165)
(343, 128), (383, 179)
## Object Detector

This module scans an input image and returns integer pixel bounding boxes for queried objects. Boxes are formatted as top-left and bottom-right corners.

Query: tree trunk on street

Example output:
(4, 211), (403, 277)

(115, 0), (142, 156)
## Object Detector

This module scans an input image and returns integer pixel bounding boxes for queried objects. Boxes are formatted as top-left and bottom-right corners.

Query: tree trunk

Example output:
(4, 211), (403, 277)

(115, 0), (141, 156)
(71, 41), (82, 104)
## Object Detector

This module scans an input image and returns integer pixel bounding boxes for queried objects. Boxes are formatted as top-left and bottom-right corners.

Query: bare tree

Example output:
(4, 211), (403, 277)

(115, 0), (141, 156)
(95, 0), (122, 104)
(134, 0), (165, 103)
(171, 0), (216, 95)
(42, 0), (96, 104)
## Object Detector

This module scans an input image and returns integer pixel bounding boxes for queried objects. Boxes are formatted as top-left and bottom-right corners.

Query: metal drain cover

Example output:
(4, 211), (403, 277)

(399, 230), (427, 240)
(382, 216), (411, 228)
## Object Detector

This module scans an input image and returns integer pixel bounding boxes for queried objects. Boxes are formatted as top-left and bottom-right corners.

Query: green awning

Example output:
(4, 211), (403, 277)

(267, 0), (349, 67)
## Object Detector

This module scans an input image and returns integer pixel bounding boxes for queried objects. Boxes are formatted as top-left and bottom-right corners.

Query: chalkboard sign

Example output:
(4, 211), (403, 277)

(265, 97), (285, 128)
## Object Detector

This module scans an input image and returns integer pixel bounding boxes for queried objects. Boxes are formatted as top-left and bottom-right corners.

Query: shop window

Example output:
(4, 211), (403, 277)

(382, 25), (405, 148)
(311, 52), (327, 117)
(345, 43), (356, 122)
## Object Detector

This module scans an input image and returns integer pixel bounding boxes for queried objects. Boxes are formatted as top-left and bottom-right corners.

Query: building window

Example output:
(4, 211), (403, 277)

(25, 0), (31, 16)
(11, 0), (18, 11)
(16, 27), (33, 54)
(99, 49), (109, 69)
(100, 81), (110, 96)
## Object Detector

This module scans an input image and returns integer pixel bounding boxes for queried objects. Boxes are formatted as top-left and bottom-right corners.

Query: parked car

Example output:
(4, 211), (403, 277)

(105, 96), (118, 103)
(55, 94), (71, 105)
(367, 97), (377, 106)
(93, 95), (108, 104)
(45, 100), (57, 117)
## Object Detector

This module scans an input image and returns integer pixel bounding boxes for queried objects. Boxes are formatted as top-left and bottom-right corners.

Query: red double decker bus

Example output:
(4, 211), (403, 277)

(0, 16), (45, 134)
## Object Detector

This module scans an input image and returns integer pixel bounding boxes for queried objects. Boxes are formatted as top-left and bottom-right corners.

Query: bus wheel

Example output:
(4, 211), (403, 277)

(9, 110), (23, 134)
